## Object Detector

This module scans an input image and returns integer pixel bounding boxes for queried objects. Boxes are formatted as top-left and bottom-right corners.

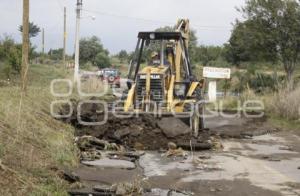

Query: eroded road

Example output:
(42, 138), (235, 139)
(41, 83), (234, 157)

(67, 107), (300, 196)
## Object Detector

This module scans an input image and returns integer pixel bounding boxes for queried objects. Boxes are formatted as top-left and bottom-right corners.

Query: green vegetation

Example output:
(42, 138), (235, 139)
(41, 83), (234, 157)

(79, 36), (111, 68)
(0, 36), (22, 77)
(48, 48), (64, 61)
(0, 63), (78, 195)
(19, 22), (41, 39)
(117, 50), (129, 63)
(226, 0), (300, 83)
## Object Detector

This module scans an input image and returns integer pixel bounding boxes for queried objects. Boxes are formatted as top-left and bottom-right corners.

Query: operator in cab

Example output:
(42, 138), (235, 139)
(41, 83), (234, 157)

(150, 51), (161, 66)
(150, 51), (172, 67)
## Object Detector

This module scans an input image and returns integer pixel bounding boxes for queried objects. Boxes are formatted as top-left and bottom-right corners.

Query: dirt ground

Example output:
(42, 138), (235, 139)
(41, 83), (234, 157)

(63, 100), (300, 196)
(63, 100), (212, 151)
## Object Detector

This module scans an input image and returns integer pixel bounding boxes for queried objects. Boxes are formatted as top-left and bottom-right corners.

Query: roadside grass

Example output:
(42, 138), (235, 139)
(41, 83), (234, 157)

(262, 86), (300, 120)
(0, 63), (78, 195)
(268, 116), (300, 132)
(214, 85), (300, 130)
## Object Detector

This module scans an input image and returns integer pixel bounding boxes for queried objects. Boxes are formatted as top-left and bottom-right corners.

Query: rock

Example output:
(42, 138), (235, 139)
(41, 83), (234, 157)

(81, 150), (101, 161)
(177, 142), (212, 151)
(157, 118), (191, 138)
(114, 127), (131, 140)
(130, 125), (143, 137)
(269, 158), (281, 162)
(108, 151), (145, 159)
(107, 151), (145, 162)
(198, 154), (211, 159)
(168, 142), (177, 150)
(165, 148), (187, 157)
(76, 135), (119, 151)
(93, 185), (114, 193)
(82, 158), (136, 169)
(60, 170), (79, 183)
(134, 142), (145, 150)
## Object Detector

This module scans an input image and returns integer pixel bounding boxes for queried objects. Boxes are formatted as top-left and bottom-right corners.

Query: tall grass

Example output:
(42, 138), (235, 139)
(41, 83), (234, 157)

(267, 86), (300, 121)
(0, 64), (78, 195)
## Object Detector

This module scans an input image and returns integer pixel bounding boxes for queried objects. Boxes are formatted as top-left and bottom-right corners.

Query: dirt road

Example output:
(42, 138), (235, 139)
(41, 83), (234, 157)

(68, 113), (300, 196)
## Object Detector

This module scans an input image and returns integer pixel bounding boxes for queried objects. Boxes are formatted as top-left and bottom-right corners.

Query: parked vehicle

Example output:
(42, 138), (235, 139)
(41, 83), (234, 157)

(99, 68), (121, 88)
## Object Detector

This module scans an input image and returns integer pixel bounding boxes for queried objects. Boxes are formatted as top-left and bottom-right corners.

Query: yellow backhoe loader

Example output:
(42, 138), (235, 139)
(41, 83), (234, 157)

(119, 19), (205, 137)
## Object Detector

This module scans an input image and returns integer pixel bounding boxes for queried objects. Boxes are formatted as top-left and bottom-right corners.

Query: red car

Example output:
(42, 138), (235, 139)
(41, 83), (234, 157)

(99, 68), (121, 88)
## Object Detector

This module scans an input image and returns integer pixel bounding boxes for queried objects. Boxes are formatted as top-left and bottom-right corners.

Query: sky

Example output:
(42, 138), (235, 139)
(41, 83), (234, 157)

(0, 0), (245, 55)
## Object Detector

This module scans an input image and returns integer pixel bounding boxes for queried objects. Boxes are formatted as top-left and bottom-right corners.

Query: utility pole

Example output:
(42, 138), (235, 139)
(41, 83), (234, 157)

(42, 28), (45, 54)
(63, 6), (66, 65)
(74, 0), (82, 83)
(21, 0), (29, 92)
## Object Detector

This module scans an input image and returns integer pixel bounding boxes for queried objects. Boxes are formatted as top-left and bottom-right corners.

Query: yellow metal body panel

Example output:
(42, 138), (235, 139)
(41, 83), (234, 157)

(187, 82), (199, 97)
(124, 84), (136, 112)
(145, 70), (151, 101)
(140, 66), (168, 74)
(167, 75), (175, 110)
(175, 42), (182, 82)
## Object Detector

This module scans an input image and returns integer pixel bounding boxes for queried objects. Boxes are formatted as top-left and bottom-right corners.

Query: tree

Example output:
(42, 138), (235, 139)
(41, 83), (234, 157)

(48, 48), (63, 60)
(19, 22), (41, 39)
(118, 50), (128, 63)
(228, 0), (300, 84)
(194, 45), (224, 66)
(95, 52), (111, 68)
(188, 29), (198, 63)
(79, 36), (110, 68)
(0, 36), (22, 73)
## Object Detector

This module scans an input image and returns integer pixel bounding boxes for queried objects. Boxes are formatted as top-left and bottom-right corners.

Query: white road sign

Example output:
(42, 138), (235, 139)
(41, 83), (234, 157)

(203, 67), (231, 79)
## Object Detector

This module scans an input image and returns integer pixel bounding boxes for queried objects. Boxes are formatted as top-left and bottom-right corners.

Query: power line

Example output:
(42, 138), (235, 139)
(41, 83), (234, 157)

(82, 9), (232, 30)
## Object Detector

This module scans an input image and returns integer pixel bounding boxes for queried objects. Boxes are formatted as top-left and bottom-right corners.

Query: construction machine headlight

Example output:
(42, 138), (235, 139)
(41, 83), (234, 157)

(174, 83), (186, 97)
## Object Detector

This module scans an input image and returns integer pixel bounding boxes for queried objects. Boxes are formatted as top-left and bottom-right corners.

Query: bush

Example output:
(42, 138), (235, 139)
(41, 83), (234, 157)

(7, 44), (22, 73)
(2, 63), (12, 79)
(95, 52), (111, 68)
(0, 36), (22, 76)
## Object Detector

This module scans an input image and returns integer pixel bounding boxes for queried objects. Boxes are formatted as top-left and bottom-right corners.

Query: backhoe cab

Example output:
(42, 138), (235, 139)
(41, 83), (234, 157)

(123, 19), (205, 137)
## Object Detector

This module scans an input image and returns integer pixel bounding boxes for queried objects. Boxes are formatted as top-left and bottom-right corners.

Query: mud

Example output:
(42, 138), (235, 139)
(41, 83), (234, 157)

(61, 99), (212, 150)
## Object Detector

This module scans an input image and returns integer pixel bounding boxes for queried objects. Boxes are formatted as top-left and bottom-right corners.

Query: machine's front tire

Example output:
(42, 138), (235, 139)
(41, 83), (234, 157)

(190, 112), (200, 138)
(190, 86), (205, 137)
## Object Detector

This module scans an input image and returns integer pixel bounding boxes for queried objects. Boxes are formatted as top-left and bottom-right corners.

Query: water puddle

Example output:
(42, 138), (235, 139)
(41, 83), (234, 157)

(139, 134), (300, 196)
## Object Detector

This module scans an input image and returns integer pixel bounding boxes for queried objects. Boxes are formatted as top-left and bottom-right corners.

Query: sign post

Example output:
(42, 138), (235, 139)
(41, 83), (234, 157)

(208, 81), (217, 102)
(203, 67), (231, 102)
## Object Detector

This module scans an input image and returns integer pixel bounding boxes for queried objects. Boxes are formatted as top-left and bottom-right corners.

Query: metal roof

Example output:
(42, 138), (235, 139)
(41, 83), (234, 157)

(137, 32), (183, 40)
